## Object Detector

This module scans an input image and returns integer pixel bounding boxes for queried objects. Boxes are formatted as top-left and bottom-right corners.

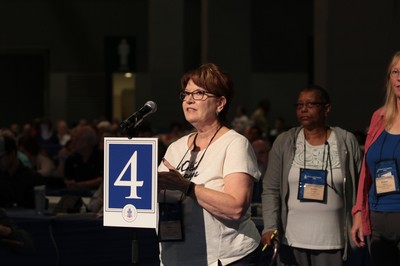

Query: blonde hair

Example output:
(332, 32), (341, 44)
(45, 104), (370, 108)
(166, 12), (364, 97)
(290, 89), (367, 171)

(384, 51), (400, 129)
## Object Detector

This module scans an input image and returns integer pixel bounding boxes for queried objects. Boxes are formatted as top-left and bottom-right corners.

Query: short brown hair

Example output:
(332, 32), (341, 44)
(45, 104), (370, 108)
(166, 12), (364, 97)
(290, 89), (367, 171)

(180, 63), (234, 122)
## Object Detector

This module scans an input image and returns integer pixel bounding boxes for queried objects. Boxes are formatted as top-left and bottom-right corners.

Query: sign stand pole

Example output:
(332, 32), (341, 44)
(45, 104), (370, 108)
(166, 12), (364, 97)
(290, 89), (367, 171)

(132, 230), (139, 265)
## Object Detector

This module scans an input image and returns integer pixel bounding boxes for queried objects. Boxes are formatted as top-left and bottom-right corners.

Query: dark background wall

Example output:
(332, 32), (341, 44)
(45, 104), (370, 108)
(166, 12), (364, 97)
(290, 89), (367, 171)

(0, 0), (399, 133)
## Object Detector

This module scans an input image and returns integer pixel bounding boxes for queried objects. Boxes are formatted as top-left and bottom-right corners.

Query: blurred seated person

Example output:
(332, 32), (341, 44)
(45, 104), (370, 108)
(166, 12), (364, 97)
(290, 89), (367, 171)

(231, 105), (251, 135)
(0, 136), (45, 209)
(244, 125), (264, 143)
(269, 117), (287, 143)
(251, 138), (271, 203)
(55, 119), (71, 147)
(0, 208), (34, 253)
(96, 120), (116, 152)
(87, 183), (103, 218)
(63, 125), (103, 189)
(9, 124), (21, 139)
(251, 98), (270, 138)
(0, 128), (32, 169)
(159, 121), (185, 147)
(35, 118), (62, 159)
(96, 120), (113, 137)
(18, 135), (56, 177)
(52, 139), (72, 178)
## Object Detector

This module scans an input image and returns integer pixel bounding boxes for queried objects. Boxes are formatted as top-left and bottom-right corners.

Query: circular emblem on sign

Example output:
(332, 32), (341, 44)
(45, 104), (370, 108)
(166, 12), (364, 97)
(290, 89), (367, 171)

(122, 204), (138, 222)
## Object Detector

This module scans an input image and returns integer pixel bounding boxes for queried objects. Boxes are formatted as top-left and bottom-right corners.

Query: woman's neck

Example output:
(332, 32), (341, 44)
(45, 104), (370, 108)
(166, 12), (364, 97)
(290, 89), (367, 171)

(303, 126), (329, 145)
(196, 123), (222, 139)
(388, 112), (400, 134)
(192, 123), (223, 150)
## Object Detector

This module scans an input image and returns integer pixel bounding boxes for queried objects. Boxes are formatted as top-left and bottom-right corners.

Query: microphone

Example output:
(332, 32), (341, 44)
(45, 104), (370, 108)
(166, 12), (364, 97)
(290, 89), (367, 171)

(120, 101), (157, 129)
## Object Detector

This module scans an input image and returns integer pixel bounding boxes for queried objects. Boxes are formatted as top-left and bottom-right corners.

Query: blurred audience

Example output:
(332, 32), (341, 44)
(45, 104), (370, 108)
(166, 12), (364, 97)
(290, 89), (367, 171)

(244, 125), (264, 143)
(18, 135), (56, 177)
(0, 136), (45, 209)
(87, 183), (104, 217)
(0, 208), (35, 253)
(0, 128), (33, 169)
(34, 118), (62, 159)
(63, 125), (103, 189)
(269, 117), (288, 143)
(250, 98), (270, 139)
(55, 119), (71, 147)
(231, 105), (251, 135)
(251, 138), (271, 203)
(9, 124), (21, 139)
(159, 121), (185, 147)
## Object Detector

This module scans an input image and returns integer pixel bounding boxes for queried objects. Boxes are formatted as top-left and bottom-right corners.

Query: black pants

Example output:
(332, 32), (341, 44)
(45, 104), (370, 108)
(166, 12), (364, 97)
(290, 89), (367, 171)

(370, 211), (400, 266)
(278, 244), (343, 266)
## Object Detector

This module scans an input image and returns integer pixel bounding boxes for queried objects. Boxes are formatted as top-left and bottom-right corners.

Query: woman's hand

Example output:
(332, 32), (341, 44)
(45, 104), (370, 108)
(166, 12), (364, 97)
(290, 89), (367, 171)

(158, 159), (190, 193)
(261, 230), (278, 246)
(159, 159), (253, 221)
(0, 224), (12, 237)
(351, 211), (366, 247)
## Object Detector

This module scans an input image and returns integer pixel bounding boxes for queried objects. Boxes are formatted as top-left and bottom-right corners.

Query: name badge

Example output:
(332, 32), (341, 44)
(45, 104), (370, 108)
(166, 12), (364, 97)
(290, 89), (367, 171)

(158, 202), (184, 242)
(375, 160), (400, 196)
(298, 168), (327, 203)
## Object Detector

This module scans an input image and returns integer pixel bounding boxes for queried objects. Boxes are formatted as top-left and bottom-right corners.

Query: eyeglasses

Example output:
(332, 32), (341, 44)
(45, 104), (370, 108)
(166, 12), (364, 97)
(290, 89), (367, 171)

(390, 69), (400, 77)
(179, 90), (216, 101)
(295, 102), (325, 109)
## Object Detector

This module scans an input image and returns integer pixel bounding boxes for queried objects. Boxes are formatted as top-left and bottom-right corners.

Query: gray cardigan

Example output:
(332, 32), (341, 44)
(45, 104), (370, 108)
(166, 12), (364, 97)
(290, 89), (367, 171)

(261, 126), (362, 260)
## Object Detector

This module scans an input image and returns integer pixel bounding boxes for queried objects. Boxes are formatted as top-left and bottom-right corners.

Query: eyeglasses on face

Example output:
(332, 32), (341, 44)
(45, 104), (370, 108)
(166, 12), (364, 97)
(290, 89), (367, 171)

(390, 69), (400, 77)
(295, 102), (325, 109)
(179, 89), (216, 101)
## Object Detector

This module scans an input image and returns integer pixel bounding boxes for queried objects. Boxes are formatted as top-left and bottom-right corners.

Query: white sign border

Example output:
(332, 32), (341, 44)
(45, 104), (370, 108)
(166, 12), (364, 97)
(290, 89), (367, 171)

(103, 137), (158, 228)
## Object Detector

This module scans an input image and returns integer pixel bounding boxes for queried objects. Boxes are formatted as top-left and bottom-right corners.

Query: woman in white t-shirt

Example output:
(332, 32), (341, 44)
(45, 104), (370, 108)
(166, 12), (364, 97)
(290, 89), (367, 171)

(158, 63), (261, 266)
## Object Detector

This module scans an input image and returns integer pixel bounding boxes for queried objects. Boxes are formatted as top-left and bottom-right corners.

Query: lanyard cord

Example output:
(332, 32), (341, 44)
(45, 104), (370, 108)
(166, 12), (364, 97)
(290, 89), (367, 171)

(303, 129), (327, 171)
(372, 131), (400, 205)
(176, 125), (223, 172)
(303, 128), (339, 194)
(170, 125), (223, 200)
(378, 131), (400, 161)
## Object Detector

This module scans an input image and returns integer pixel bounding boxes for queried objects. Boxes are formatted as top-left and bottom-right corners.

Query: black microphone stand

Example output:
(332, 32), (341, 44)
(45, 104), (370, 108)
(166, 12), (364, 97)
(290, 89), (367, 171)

(126, 126), (138, 139)
(119, 125), (140, 265)
(132, 230), (139, 265)
(120, 123), (139, 139)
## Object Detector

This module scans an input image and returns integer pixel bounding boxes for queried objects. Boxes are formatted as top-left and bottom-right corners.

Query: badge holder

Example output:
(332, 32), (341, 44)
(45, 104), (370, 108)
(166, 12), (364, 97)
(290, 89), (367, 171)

(375, 159), (400, 196)
(158, 201), (184, 242)
(298, 168), (327, 203)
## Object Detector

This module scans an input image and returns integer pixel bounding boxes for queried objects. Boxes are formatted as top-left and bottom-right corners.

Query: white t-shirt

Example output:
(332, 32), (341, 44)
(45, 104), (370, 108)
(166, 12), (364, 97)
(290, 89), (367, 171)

(284, 130), (345, 249)
(158, 129), (261, 266)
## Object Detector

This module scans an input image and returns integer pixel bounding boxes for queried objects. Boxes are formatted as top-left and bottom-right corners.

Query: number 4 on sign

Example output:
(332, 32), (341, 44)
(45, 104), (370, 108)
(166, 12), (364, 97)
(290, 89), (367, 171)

(114, 151), (144, 199)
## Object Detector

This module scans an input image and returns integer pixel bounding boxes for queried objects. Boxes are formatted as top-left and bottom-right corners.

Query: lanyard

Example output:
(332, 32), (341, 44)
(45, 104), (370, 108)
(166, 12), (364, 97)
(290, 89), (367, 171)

(303, 128), (338, 194)
(176, 125), (223, 177)
(303, 129), (328, 171)
(378, 130), (400, 161)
